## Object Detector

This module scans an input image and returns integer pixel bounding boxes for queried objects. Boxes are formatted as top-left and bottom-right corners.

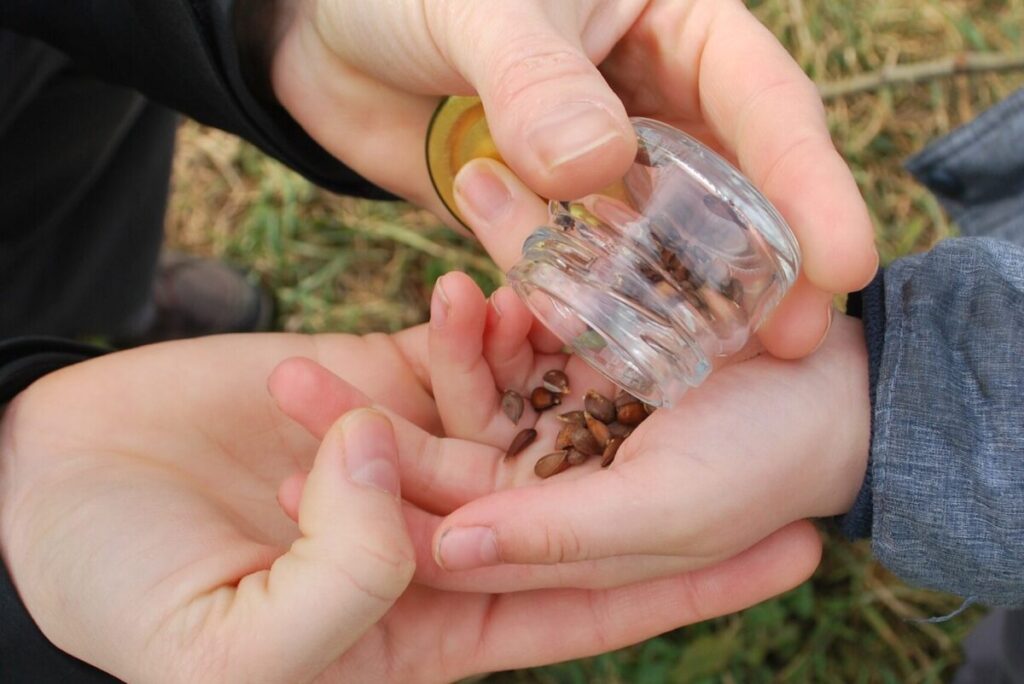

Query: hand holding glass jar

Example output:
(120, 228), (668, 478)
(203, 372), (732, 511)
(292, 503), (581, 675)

(272, 0), (878, 361)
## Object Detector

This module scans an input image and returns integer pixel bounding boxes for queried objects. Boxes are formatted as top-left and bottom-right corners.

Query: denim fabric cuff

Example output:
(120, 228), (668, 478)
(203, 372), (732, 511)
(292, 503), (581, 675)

(836, 268), (886, 540)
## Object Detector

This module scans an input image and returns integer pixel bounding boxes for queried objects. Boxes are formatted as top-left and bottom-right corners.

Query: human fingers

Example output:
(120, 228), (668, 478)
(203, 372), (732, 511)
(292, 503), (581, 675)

(402, 503), (713, 593)
(432, 2), (638, 200)
(454, 157), (550, 270)
(755, 274), (834, 359)
(482, 286), (539, 392)
(200, 410), (413, 683)
(457, 520), (821, 676)
(283, 482), (701, 594)
(271, 19), (455, 221)
(694, 2), (877, 294)
(428, 272), (530, 444)
(429, 362), (832, 571)
(268, 358), (504, 512)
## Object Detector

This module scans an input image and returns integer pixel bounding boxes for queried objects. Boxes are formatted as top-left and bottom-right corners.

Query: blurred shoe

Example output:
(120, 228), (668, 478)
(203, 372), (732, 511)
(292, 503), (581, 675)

(113, 250), (274, 347)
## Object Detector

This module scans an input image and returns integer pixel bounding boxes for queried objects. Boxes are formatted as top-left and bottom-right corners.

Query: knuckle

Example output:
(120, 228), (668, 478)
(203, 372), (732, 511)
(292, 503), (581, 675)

(537, 519), (585, 564)
(488, 39), (596, 109)
(350, 537), (417, 598)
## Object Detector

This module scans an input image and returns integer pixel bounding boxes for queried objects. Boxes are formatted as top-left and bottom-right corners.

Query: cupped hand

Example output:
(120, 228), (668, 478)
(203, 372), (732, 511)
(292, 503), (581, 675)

(275, 272), (866, 593)
(421, 273), (872, 581)
(272, 0), (877, 357)
(0, 333), (822, 682)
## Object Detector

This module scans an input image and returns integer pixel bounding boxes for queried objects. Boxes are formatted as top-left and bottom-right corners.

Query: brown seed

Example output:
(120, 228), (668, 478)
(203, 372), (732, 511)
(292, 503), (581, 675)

(530, 386), (562, 412)
(554, 213), (575, 230)
(571, 426), (602, 456)
(557, 410), (586, 426)
(661, 248), (683, 274)
(542, 369), (570, 395)
(567, 448), (588, 466)
(505, 428), (537, 460)
(617, 401), (647, 426)
(638, 259), (664, 284)
(534, 450), (571, 478)
(723, 277), (744, 304)
(607, 422), (633, 438)
(584, 390), (616, 424)
(554, 422), (576, 451)
(500, 390), (524, 425)
(585, 413), (611, 448)
(601, 436), (624, 468)
(615, 390), (640, 408)
(653, 280), (678, 301)
(635, 144), (653, 167)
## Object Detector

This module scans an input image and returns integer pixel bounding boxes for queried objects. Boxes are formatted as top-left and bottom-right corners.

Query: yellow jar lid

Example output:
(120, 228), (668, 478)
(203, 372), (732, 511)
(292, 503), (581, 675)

(426, 96), (504, 228)
(426, 95), (633, 226)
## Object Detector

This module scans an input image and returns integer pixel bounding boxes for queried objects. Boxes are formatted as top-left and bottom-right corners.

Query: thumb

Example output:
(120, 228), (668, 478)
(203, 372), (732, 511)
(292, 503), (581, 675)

(448, 4), (635, 200)
(224, 409), (414, 683)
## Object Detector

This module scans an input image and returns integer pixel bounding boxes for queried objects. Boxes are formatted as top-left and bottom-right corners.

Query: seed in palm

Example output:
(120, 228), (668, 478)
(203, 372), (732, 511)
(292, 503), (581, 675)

(535, 450), (571, 478)
(571, 426), (602, 456)
(505, 428), (537, 460)
(542, 369), (570, 395)
(501, 390), (524, 425)
(584, 390), (616, 424)
(530, 386), (562, 411)
(566, 448), (588, 466)
(601, 436), (624, 468)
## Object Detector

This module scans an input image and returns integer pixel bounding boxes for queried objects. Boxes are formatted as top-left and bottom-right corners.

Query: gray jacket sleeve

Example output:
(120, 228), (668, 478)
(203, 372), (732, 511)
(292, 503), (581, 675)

(851, 237), (1024, 608)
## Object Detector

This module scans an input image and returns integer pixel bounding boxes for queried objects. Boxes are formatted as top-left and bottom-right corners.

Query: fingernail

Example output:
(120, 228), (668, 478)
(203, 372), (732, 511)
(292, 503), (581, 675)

(856, 247), (881, 290)
(454, 161), (512, 225)
(430, 276), (450, 329)
(342, 409), (400, 496)
(489, 293), (504, 319)
(435, 526), (500, 571)
(527, 102), (626, 170)
(810, 303), (835, 354)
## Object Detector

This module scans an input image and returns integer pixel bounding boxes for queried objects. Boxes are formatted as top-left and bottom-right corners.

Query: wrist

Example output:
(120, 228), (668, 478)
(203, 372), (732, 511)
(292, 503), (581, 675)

(804, 314), (872, 519)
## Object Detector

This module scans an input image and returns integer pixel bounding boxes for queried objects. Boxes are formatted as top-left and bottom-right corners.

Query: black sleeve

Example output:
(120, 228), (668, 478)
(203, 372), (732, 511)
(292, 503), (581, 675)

(836, 270), (886, 540)
(0, 0), (395, 200)
(0, 338), (119, 681)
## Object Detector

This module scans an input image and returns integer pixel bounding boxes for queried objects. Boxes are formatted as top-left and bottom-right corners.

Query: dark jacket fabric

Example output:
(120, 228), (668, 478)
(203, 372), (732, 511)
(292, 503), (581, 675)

(2, 0), (393, 200)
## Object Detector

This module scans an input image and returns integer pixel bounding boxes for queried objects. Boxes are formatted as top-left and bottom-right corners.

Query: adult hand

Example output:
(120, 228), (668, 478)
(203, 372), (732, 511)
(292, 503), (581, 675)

(271, 0), (877, 357)
(0, 333), (821, 682)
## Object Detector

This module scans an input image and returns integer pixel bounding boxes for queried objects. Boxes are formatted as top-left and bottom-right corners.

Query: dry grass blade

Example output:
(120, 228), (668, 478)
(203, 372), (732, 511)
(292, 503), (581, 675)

(819, 52), (1024, 99)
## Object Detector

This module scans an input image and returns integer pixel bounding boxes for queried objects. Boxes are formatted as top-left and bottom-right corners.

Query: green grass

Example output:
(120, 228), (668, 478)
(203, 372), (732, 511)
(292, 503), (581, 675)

(166, 1), (1024, 681)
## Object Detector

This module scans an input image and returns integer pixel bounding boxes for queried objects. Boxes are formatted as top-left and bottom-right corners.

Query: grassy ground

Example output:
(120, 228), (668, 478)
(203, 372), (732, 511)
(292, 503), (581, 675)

(166, 1), (1024, 681)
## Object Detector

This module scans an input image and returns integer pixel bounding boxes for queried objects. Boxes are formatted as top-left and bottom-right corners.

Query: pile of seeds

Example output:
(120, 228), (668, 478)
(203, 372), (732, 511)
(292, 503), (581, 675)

(500, 370), (653, 478)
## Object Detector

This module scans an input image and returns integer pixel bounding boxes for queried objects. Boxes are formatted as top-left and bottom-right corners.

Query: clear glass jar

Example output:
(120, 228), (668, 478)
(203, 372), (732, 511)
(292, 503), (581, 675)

(427, 98), (801, 407)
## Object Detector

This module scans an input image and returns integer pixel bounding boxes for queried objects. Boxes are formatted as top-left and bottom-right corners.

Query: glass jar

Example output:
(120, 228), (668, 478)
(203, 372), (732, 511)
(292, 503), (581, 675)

(427, 97), (801, 407)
